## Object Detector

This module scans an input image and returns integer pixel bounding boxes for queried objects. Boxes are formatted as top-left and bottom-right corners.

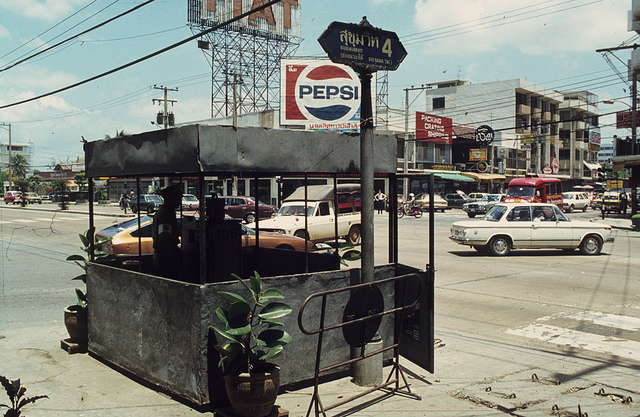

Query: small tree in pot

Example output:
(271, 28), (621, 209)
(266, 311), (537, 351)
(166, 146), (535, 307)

(211, 271), (292, 417)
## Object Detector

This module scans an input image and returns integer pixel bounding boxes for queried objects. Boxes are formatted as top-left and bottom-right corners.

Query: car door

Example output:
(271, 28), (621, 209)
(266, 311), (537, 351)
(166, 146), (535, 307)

(530, 205), (572, 248)
(312, 201), (336, 240)
(505, 205), (533, 248)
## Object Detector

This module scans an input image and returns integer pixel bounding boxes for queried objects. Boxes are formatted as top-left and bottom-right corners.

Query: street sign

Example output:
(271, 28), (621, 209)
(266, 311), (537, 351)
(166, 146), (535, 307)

(474, 125), (494, 146)
(318, 20), (407, 72)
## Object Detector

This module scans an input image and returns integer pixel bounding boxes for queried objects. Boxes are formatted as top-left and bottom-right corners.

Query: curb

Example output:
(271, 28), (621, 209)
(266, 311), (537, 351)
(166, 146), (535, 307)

(0, 202), (134, 218)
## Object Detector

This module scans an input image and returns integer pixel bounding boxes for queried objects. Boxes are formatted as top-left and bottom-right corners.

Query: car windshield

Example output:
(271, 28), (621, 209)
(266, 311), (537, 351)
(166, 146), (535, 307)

(277, 204), (315, 216)
(507, 186), (535, 198)
(183, 195), (198, 202)
(483, 205), (507, 221)
(146, 195), (163, 203)
(480, 195), (501, 202)
(562, 193), (575, 199)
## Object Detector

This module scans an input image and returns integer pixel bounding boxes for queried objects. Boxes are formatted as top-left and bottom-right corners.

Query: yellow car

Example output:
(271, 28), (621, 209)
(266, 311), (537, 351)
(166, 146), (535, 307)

(95, 215), (315, 255)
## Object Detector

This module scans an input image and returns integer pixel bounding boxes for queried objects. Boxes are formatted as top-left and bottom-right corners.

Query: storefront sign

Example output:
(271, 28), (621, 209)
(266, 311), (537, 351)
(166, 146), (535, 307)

(469, 148), (487, 161)
(474, 125), (494, 146)
(415, 111), (452, 144)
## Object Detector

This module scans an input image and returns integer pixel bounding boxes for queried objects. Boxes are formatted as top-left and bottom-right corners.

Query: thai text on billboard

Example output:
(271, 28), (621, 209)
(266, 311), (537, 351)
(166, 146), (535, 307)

(280, 59), (376, 132)
(415, 111), (452, 144)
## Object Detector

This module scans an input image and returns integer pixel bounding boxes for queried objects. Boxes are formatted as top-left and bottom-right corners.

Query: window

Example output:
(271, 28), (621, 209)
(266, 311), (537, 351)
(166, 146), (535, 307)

(317, 202), (330, 216)
(516, 92), (528, 106)
(507, 206), (531, 221)
(433, 97), (445, 109)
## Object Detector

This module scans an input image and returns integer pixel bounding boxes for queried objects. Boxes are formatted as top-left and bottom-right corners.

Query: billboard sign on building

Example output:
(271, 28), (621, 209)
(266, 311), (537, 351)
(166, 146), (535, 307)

(616, 110), (640, 129)
(589, 130), (601, 151)
(280, 59), (375, 132)
(469, 148), (487, 161)
(190, 0), (301, 38)
(415, 112), (452, 144)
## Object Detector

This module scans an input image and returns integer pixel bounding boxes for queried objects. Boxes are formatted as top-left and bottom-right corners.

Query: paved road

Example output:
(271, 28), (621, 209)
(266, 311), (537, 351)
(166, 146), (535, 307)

(1, 204), (638, 416)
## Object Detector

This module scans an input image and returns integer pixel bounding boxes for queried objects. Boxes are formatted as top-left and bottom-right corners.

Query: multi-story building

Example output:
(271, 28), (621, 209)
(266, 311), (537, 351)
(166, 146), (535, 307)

(558, 91), (602, 179)
(1, 141), (34, 191)
(598, 139), (615, 164)
(421, 79), (601, 182)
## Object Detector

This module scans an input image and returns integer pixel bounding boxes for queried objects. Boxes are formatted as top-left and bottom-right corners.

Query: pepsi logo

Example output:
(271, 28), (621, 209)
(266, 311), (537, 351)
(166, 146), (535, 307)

(295, 64), (360, 122)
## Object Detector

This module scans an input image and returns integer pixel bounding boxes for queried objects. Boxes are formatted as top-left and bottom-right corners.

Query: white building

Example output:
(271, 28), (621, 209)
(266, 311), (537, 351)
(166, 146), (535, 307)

(1, 141), (34, 191)
(422, 79), (601, 181)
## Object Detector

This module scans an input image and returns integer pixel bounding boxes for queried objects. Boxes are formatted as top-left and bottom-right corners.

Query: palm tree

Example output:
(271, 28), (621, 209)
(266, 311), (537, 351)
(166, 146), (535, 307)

(11, 154), (29, 179)
(104, 130), (128, 139)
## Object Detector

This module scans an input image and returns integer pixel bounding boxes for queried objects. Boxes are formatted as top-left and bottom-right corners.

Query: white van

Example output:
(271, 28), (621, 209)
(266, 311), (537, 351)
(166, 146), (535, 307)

(562, 191), (590, 213)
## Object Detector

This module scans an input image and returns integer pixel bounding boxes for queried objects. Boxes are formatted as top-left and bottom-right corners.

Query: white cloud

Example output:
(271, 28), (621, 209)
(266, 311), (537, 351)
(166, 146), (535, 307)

(0, 0), (87, 21)
(412, 0), (629, 55)
(0, 24), (9, 39)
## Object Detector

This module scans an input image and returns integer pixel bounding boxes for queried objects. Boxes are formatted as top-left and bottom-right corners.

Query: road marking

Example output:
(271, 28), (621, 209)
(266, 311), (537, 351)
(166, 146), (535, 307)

(508, 311), (640, 362)
(13, 219), (38, 223)
(507, 324), (640, 362)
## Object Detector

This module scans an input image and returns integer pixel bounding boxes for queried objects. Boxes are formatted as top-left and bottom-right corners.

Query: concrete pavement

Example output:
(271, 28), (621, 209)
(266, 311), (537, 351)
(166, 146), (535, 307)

(1, 202), (638, 416)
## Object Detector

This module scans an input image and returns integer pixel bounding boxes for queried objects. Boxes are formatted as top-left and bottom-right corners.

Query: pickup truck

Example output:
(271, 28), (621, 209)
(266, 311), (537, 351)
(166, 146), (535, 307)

(248, 184), (361, 244)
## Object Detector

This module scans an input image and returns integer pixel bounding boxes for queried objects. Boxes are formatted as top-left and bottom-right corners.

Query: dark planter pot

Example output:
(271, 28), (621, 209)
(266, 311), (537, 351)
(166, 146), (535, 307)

(224, 367), (279, 417)
(64, 305), (88, 343)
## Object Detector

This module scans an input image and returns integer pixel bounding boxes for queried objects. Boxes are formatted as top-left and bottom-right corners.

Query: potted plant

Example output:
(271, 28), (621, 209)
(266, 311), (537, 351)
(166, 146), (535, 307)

(211, 271), (292, 417)
(0, 374), (48, 416)
(63, 228), (111, 350)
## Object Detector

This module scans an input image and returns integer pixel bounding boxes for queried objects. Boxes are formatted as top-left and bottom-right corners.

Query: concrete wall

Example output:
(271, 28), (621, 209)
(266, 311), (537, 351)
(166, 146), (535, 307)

(87, 263), (401, 407)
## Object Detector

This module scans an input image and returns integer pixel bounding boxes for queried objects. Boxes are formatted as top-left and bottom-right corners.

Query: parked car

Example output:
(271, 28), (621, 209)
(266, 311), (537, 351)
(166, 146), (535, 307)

(128, 194), (164, 214)
(95, 215), (314, 255)
(21, 192), (43, 204)
(443, 193), (471, 208)
(181, 194), (199, 211)
(4, 191), (22, 204)
(41, 192), (56, 201)
(562, 191), (589, 213)
(414, 193), (448, 212)
(601, 191), (628, 214)
(467, 193), (488, 202)
(449, 203), (614, 256)
(221, 196), (277, 223)
(590, 192), (603, 210)
(462, 194), (505, 218)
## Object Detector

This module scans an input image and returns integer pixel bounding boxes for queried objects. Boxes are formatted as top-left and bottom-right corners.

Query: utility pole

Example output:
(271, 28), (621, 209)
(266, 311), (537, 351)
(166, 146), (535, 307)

(152, 85), (178, 129)
(0, 123), (11, 190)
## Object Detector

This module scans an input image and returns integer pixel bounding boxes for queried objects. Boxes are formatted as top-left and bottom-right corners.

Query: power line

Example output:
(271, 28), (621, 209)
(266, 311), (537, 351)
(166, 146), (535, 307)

(0, 0), (284, 110)
(0, 0), (157, 74)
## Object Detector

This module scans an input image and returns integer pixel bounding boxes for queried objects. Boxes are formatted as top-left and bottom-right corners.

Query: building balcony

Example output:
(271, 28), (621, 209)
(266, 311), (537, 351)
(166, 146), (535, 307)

(516, 104), (530, 115)
(575, 121), (585, 130)
(516, 127), (531, 135)
(552, 114), (560, 122)
(542, 111), (551, 121)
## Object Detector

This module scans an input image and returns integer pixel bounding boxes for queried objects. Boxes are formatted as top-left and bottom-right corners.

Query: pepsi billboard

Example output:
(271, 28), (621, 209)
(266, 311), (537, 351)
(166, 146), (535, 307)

(280, 59), (375, 132)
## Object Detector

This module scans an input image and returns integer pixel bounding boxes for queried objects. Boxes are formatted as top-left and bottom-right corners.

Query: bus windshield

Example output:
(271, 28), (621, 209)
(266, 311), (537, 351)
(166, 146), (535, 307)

(507, 186), (535, 198)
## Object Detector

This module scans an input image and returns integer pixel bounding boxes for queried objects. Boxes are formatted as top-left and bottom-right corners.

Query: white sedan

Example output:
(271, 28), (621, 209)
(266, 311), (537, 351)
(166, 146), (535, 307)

(449, 203), (614, 256)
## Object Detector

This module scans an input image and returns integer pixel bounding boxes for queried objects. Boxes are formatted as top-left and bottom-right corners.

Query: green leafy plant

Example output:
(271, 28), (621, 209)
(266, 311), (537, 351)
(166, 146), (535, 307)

(65, 228), (112, 308)
(0, 375), (48, 417)
(211, 271), (292, 375)
(314, 242), (361, 266)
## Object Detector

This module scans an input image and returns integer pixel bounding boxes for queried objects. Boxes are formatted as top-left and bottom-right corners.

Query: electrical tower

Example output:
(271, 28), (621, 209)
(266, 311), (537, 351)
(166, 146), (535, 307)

(187, 0), (302, 118)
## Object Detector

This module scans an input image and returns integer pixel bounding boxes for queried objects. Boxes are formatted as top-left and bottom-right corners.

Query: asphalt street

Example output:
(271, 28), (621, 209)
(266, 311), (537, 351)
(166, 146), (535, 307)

(0, 202), (638, 416)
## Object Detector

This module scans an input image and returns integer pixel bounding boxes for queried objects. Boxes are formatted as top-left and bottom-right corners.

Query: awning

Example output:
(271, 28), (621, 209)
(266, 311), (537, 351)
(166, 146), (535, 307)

(583, 160), (602, 171)
(460, 172), (507, 181)
(433, 172), (475, 182)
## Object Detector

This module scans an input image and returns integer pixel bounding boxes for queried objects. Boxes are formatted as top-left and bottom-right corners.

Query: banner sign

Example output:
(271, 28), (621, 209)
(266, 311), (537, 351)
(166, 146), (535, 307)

(469, 148), (487, 161)
(589, 131), (601, 151)
(280, 59), (375, 132)
(415, 112), (452, 144)
(616, 110), (640, 129)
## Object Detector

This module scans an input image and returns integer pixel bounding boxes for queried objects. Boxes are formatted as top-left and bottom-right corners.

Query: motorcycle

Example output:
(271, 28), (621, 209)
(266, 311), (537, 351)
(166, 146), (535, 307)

(398, 202), (423, 218)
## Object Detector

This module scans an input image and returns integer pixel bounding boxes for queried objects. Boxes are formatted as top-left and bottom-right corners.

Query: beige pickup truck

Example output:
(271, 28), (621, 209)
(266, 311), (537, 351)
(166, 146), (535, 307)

(248, 184), (362, 244)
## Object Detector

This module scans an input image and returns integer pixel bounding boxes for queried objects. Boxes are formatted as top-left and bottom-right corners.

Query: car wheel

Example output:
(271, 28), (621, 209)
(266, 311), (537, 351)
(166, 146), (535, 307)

(348, 225), (361, 245)
(566, 205), (574, 213)
(294, 230), (309, 241)
(147, 206), (154, 215)
(579, 235), (602, 255)
(467, 213), (476, 218)
(131, 206), (137, 214)
(244, 212), (256, 224)
(488, 236), (511, 256)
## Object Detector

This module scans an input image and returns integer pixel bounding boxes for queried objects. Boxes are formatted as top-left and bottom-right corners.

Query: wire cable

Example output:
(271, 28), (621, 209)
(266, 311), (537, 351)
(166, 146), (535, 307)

(0, 0), (283, 111)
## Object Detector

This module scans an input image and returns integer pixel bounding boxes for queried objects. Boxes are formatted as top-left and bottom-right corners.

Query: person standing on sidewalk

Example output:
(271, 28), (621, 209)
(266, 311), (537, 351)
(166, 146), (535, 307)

(374, 189), (387, 214)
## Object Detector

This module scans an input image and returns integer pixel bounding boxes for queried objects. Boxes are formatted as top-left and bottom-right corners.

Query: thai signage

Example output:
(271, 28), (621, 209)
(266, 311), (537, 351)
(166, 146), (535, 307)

(280, 59), (376, 132)
(191, 0), (301, 37)
(616, 110), (640, 129)
(469, 148), (487, 161)
(415, 112), (452, 144)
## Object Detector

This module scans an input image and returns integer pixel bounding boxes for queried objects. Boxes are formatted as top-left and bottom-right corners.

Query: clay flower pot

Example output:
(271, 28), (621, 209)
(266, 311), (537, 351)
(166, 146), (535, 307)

(224, 367), (279, 417)
(64, 305), (88, 343)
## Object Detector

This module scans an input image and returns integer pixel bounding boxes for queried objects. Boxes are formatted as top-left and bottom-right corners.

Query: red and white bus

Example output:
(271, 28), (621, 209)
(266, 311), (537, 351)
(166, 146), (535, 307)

(504, 176), (563, 209)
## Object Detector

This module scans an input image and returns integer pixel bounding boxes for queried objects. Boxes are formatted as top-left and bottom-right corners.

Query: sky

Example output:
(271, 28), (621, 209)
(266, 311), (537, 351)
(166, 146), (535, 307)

(0, 0), (634, 171)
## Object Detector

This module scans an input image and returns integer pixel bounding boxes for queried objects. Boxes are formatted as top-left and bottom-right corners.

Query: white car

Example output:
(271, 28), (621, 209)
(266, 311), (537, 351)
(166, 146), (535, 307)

(462, 194), (504, 218)
(562, 191), (590, 213)
(449, 203), (614, 256)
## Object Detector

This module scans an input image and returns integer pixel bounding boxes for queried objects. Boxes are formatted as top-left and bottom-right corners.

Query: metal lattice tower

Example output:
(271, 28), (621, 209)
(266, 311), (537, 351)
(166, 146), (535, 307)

(188, 0), (301, 118)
